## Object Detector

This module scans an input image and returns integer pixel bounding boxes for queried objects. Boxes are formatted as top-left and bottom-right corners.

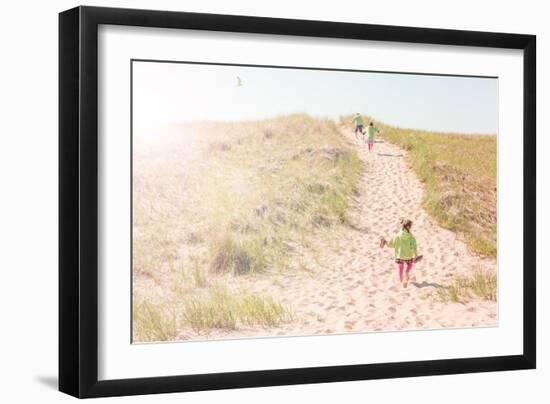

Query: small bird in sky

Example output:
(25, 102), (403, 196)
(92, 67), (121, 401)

(236, 76), (243, 87)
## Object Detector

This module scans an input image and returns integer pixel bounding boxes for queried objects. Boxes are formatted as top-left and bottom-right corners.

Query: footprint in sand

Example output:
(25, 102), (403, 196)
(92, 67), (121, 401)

(344, 321), (356, 330)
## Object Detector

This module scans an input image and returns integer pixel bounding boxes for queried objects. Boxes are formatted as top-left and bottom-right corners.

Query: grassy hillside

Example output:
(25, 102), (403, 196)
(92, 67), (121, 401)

(133, 114), (361, 341)
(346, 116), (497, 257)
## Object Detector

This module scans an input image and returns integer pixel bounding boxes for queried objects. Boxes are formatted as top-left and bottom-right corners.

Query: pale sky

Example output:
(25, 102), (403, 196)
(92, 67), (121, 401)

(132, 60), (498, 136)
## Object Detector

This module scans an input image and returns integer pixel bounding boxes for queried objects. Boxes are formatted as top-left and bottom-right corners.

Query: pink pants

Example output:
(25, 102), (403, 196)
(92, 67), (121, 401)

(398, 260), (414, 282)
(368, 143), (373, 152)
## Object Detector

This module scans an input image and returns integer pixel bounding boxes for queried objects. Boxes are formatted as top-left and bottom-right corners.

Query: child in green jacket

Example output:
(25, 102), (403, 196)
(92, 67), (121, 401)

(380, 219), (421, 288)
(352, 113), (365, 141)
(366, 122), (380, 152)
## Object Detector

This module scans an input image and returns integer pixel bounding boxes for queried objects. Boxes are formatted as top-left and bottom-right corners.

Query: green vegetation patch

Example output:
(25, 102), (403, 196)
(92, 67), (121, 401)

(182, 285), (292, 330)
(434, 269), (497, 303)
(132, 285), (292, 342)
(133, 114), (361, 277)
(132, 114), (360, 341)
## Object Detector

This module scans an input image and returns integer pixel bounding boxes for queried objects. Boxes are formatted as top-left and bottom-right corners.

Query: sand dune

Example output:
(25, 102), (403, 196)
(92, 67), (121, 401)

(176, 127), (497, 341)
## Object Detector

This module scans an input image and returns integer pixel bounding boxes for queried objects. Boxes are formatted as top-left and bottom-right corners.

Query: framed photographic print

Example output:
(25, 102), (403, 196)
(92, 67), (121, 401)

(59, 6), (536, 398)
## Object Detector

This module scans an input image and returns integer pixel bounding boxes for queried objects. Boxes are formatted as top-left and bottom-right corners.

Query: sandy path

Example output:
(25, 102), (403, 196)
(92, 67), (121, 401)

(177, 129), (497, 340)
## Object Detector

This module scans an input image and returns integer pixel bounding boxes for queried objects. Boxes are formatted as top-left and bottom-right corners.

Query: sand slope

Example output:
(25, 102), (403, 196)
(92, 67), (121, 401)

(177, 128), (497, 341)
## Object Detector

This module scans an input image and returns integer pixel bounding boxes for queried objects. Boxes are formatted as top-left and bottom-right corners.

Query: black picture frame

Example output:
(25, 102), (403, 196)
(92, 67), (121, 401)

(59, 5), (536, 398)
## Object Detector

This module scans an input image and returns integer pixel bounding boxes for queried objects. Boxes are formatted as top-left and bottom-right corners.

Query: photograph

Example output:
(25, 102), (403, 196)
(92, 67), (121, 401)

(131, 60), (498, 343)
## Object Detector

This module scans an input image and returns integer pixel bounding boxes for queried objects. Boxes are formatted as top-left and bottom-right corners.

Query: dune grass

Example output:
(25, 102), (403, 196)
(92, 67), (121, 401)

(346, 116), (497, 257)
(132, 114), (361, 341)
(133, 284), (293, 342)
(134, 114), (360, 278)
(132, 300), (178, 342)
(182, 285), (292, 330)
(434, 269), (497, 303)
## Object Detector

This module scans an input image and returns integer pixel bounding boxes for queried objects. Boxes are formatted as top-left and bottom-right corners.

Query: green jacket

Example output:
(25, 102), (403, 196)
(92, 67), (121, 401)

(386, 230), (417, 260)
(366, 125), (379, 140)
(352, 115), (364, 126)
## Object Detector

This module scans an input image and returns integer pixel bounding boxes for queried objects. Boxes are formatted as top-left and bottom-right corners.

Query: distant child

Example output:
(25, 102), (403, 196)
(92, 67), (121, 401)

(380, 219), (422, 288)
(352, 113), (365, 142)
(366, 122), (380, 152)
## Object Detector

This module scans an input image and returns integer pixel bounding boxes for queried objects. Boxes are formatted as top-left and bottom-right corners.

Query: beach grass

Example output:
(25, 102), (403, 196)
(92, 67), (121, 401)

(181, 285), (292, 330)
(132, 299), (178, 342)
(132, 284), (293, 342)
(132, 114), (361, 341)
(348, 116), (497, 257)
(435, 269), (497, 303)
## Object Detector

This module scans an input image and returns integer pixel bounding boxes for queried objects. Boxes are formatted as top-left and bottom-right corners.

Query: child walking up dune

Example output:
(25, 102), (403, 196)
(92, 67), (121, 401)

(352, 113), (365, 142)
(380, 219), (422, 288)
(366, 122), (380, 152)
